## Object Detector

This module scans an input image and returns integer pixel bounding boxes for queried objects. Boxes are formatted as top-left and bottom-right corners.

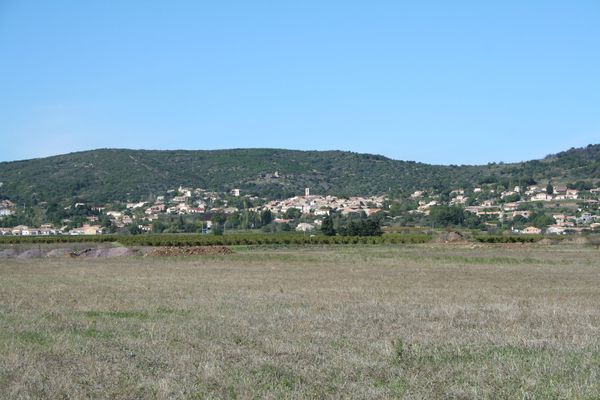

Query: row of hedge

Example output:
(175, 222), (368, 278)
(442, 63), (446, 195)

(0, 233), (432, 246)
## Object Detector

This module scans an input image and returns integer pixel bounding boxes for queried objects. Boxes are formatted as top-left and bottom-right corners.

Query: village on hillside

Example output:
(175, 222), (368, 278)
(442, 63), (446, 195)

(1, 181), (600, 236)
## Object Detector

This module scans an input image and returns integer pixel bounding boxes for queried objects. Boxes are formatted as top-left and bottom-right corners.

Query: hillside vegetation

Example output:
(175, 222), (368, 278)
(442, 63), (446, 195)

(0, 145), (598, 205)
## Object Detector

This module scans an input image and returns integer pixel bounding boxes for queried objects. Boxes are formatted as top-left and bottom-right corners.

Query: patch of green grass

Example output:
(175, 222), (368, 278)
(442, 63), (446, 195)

(373, 376), (408, 396)
(190, 380), (237, 400)
(0, 311), (16, 323)
(78, 327), (115, 340)
(231, 334), (254, 347)
(252, 364), (303, 391)
(84, 310), (150, 320)
(155, 307), (191, 317)
(388, 377), (409, 395)
(330, 338), (349, 350)
(394, 341), (549, 366)
(423, 254), (553, 265)
(129, 330), (143, 339)
(14, 331), (49, 346)
(389, 340), (600, 397)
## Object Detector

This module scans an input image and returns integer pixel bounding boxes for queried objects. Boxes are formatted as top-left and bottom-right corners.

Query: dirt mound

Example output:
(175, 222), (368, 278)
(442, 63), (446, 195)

(68, 248), (99, 258)
(0, 245), (232, 259)
(17, 249), (43, 258)
(0, 248), (17, 258)
(437, 231), (465, 243)
(67, 247), (138, 258)
(46, 248), (73, 257)
(106, 247), (136, 257)
(149, 246), (233, 257)
(565, 236), (591, 245)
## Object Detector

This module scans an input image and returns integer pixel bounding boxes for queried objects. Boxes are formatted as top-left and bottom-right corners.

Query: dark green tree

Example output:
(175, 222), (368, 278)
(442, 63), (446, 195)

(152, 220), (168, 233)
(284, 207), (302, 220)
(260, 209), (273, 226)
(429, 206), (465, 227)
(320, 215), (336, 236)
(339, 218), (382, 236)
(212, 223), (224, 235)
(501, 193), (520, 203)
(128, 224), (142, 235)
(530, 212), (555, 228)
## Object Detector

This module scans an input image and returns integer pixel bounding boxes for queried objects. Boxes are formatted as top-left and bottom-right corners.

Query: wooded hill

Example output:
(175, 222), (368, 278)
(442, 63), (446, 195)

(0, 145), (599, 205)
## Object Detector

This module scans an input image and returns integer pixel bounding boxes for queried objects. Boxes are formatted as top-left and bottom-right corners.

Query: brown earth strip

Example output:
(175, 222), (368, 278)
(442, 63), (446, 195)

(148, 246), (233, 256)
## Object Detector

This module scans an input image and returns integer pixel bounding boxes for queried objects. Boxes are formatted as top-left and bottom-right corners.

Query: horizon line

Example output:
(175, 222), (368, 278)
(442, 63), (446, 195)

(1, 143), (597, 167)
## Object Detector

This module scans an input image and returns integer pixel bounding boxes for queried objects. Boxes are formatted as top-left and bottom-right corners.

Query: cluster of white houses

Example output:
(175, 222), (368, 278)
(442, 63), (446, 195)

(0, 186), (387, 235)
(256, 188), (385, 217)
(411, 184), (600, 234)
(1, 183), (600, 236)
(0, 224), (103, 236)
(128, 188), (385, 229)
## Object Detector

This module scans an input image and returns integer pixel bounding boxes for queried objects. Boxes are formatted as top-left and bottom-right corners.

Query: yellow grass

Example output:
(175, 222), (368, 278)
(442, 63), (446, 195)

(1, 244), (599, 399)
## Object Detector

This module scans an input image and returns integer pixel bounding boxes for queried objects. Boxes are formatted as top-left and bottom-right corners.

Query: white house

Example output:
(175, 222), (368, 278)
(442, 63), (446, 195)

(295, 223), (315, 232)
(533, 193), (553, 201)
(522, 226), (542, 234)
(547, 225), (566, 235)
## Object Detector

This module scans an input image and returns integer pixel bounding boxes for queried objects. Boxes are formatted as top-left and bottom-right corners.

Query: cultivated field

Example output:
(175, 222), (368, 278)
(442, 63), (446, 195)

(1, 244), (599, 399)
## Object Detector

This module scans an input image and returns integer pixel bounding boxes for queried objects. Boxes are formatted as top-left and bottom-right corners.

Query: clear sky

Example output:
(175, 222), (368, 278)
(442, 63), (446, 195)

(0, 1), (598, 164)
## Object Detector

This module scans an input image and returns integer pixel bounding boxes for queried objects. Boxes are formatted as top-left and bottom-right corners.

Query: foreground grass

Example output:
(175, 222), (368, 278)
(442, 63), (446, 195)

(1, 244), (600, 399)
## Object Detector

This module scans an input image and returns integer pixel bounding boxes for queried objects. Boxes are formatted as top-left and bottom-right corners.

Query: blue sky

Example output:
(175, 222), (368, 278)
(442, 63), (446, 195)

(0, 1), (598, 164)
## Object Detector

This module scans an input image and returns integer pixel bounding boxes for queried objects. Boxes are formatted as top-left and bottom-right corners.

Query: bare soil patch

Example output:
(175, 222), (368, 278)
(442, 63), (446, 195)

(149, 245), (234, 256)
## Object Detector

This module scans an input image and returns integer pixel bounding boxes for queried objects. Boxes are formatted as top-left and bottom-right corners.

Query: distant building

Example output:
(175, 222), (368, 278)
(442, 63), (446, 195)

(533, 193), (552, 201)
(522, 226), (542, 234)
(502, 202), (519, 212)
(146, 204), (166, 214)
(547, 225), (566, 235)
(295, 223), (315, 232)
(554, 186), (568, 193)
(512, 210), (531, 219)
(11, 225), (28, 235)
(577, 213), (593, 224)
(126, 202), (146, 209)
(70, 224), (102, 235)
(565, 189), (579, 199)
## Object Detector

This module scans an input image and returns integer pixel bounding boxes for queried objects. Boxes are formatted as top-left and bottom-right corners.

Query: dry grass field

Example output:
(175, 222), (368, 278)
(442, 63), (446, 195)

(1, 244), (600, 399)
